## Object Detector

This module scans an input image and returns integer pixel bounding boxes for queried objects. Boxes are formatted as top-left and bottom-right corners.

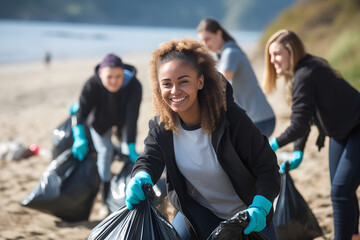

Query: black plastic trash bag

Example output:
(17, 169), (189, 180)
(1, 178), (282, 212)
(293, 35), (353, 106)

(207, 211), (266, 240)
(274, 164), (323, 240)
(21, 149), (100, 222)
(88, 183), (180, 240)
(106, 160), (168, 214)
(52, 116), (94, 159)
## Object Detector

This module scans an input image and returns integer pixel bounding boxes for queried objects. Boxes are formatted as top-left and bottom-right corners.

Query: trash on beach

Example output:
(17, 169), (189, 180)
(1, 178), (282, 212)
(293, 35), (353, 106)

(21, 148), (100, 222)
(0, 140), (41, 161)
(207, 211), (266, 240)
(273, 163), (323, 240)
(88, 183), (180, 240)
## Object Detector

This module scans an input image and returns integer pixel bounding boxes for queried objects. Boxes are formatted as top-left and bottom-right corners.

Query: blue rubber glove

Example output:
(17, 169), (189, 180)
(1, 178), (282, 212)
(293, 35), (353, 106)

(72, 124), (88, 161)
(269, 138), (279, 152)
(69, 102), (80, 115)
(244, 195), (272, 234)
(279, 150), (303, 173)
(125, 171), (154, 210)
(128, 142), (139, 163)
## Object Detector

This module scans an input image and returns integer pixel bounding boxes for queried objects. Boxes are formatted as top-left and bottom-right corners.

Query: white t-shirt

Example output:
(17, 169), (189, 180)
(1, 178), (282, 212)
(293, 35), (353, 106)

(173, 122), (246, 219)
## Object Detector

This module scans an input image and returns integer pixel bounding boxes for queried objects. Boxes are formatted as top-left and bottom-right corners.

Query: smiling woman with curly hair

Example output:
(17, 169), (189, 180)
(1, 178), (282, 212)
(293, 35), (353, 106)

(149, 38), (226, 135)
(125, 38), (280, 240)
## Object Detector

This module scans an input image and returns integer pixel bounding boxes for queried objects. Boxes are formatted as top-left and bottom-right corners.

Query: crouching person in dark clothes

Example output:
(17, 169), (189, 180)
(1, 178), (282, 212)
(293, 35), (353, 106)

(125, 38), (280, 240)
(71, 53), (142, 214)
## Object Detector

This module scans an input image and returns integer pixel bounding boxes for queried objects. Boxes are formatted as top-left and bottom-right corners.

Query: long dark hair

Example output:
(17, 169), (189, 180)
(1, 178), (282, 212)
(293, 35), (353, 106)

(197, 18), (235, 43)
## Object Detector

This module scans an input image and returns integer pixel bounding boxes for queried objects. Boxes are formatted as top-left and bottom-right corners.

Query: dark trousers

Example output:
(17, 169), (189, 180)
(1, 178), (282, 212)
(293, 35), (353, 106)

(329, 127), (360, 240)
(172, 197), (278, 240)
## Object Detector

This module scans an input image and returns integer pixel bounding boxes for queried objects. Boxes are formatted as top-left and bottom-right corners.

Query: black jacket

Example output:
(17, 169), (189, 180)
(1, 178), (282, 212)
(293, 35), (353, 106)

(132, 82), (280, 239)
(277, 54), (360, 151)
(76, 64), (142, 143)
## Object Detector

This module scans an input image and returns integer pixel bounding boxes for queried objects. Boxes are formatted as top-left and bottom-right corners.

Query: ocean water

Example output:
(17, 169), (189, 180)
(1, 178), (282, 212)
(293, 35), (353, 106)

(0, 20), (261, 63)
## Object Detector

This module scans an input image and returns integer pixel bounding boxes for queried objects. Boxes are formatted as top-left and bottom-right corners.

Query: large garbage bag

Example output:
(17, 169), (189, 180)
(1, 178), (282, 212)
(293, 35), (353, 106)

(88, 183), (180, 240)
(207, 211), (265, 240)
(105, 160), (167, 214)
(21, 149), (100, 222)
(52, 116), (94, 159)
(274, 164), (323, 240)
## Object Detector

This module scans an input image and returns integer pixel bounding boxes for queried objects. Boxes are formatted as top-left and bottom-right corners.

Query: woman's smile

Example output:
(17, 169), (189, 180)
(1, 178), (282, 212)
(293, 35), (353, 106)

(158, 60), (204, 125)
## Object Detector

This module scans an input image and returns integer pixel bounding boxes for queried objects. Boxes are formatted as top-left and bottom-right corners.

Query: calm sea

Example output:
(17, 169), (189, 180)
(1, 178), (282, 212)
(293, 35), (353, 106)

(0, 20), (261, 63)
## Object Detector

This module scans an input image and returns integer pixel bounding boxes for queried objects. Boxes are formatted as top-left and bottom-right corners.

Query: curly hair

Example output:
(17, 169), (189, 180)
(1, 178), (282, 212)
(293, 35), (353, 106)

(149, 38), (226, 135)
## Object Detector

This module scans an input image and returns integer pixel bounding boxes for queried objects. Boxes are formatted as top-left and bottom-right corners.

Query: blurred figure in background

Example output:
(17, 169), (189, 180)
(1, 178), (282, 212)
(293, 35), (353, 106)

(125, 38), (280, 239)
(264, 29), (360, 240)
(197, 18), (275, 138)
(44, 50), (51, 68)
(71, 53), (142, 210)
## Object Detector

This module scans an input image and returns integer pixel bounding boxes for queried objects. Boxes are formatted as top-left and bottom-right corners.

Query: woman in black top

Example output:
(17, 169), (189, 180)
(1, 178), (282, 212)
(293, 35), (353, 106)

(263, 29), (360, 240)
(125, 38), (280, 239)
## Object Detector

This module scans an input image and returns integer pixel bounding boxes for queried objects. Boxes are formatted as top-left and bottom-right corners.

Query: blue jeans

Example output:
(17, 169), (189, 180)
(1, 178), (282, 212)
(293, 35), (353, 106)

(89, 127), (114, 182)
(254, 117), (276, 138)
(329, 127), (360, 240)
(172, 198), (278, 240)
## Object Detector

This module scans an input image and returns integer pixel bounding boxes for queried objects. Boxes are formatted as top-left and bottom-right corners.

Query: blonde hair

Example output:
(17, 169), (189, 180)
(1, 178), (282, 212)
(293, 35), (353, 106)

(149, 38), (226, 134)
(263, 29), (306, 104)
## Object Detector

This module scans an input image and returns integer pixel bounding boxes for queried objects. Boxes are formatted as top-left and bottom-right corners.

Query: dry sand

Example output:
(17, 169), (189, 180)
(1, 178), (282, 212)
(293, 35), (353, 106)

(0, 49), (357, 239)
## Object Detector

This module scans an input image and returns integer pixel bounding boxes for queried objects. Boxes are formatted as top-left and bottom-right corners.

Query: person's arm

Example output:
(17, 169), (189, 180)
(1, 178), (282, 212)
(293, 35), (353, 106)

(222, 70), (234, 82)
(125, 119), (166, 209)
(124, 79), (142, 144)
(227, 104), (280, 233)
(72, 78), (97, 161)
(217, 47), (241, 82)
(75, 77), (98, 125)
(230, 103), (280, 204)
(131, 118), (166, 182)
(124, 78), (142, 163)
(275, 69), (317, 148)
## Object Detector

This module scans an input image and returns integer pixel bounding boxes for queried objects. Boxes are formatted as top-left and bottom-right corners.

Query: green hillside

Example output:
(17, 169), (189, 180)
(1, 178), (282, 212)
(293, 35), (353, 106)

(260, 0), (360, 90)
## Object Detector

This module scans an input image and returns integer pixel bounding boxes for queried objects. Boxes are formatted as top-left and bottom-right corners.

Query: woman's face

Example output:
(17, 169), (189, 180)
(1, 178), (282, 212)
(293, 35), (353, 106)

(158, 60), (204, 125)
(99, 66), (124, 92)
(269, 42), (291, 75)
(197, 30), (223, 53)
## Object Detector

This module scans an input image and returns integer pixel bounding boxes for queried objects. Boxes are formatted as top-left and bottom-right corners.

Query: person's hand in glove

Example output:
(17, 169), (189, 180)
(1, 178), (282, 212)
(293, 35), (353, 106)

(72, 124), (88, 161)
(269, 138), (279, 152)
(128, 142), (139, 163)
(69, 102), (80, 115)
(244, 195), (272, 234)
(279, 150), (303, 173)
(125, 171), (154, 209)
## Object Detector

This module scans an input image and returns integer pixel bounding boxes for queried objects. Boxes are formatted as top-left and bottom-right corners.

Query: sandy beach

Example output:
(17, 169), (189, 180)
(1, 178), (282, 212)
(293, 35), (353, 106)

(0, 49), (356, 239)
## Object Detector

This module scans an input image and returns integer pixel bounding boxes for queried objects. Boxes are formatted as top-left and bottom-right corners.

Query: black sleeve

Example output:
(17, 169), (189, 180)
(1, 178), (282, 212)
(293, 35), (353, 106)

(76, 77), (97, 125)
(276, 69), (316, 148)
(124, 78), (142, 143)
(230, 104), (280, 203)
(131, 119), (165, 184)
(293, 127), (310, 152)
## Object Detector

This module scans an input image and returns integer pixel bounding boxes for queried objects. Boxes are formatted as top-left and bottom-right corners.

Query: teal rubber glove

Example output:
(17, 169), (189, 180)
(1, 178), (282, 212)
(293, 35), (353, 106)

(279, 150), (303, 173)
(128, 142), (139, 163)
(244, 195), (272, 234)
(125, 171), (154, 209)
(72, 124), (88, 161)
(269, 138), (279, 152)
(69, 102), (80, 115)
